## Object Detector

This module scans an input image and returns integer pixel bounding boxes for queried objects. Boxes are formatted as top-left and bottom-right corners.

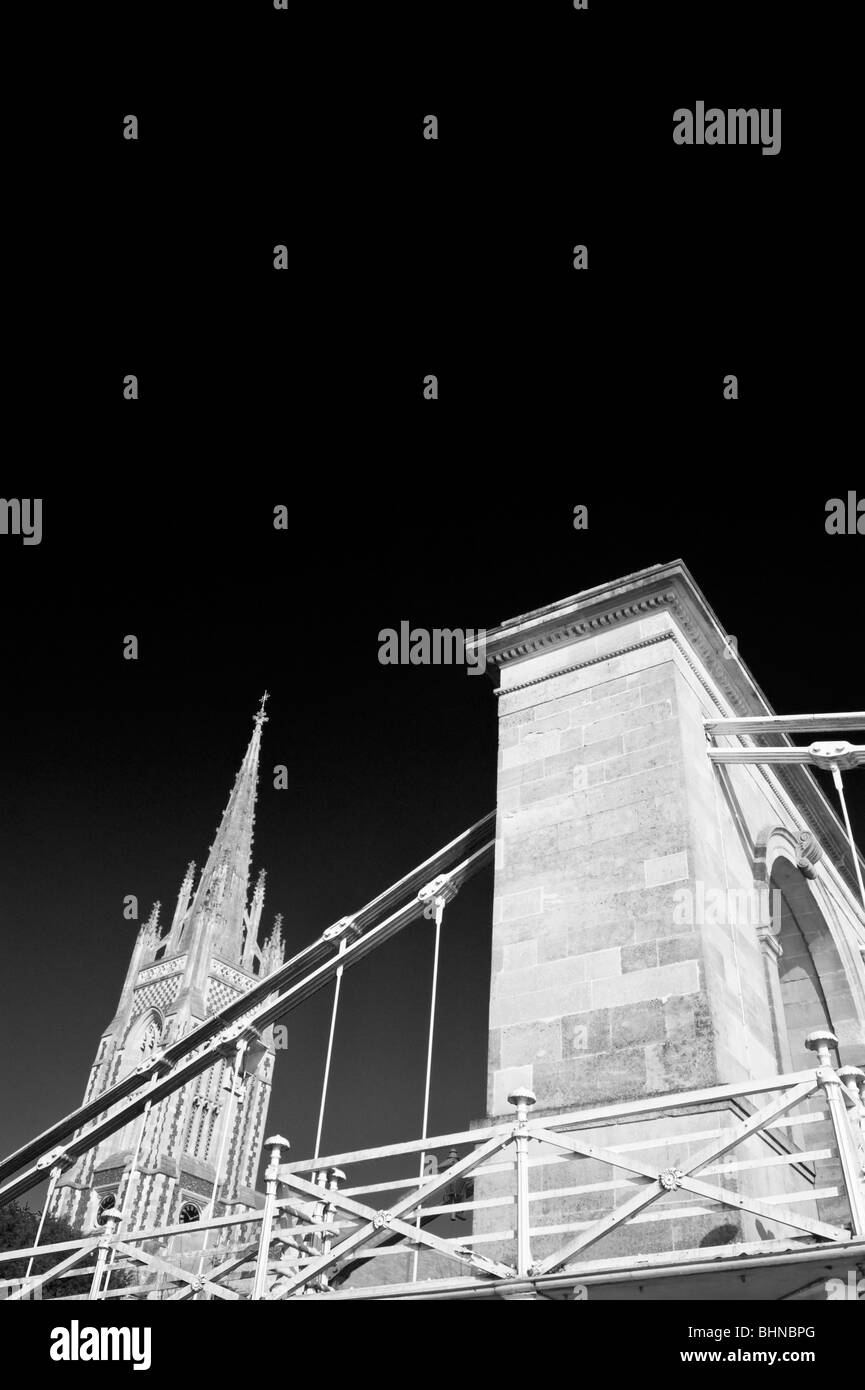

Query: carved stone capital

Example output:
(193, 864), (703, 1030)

(795, 830), (823, 879)
(757, 925), (783, 961)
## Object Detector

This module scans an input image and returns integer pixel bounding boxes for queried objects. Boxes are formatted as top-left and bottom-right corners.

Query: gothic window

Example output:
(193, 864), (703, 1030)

(188, 1095), (207, 1159)
(182, 1098), (196, 1157)
(114, 1012), (163, 1153)
(194, 1104), (208, 1159)
(139, 1018), (161, 1058)
(203, 1104), (220, 1162)
(179, 1202), (200, 1224)
(183, 1062), (227, 1160)
(121, 1011), (163, 1079)
(96, 1193), (116, 1225)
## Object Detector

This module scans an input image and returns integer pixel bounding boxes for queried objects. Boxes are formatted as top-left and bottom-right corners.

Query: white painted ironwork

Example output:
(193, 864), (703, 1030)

(313, 938), (348, 1166)
(4, 1045), (862, 1302)
(707, 743), (865, 771)
(411, 873), (452, 1282)
(703, 714), (865, 738)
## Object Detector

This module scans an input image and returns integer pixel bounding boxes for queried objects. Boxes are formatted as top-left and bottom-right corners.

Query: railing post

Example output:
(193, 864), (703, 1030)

(309, 1168), (329, 1292)
(410, 871), (458, 1283)
(88, 1210), (120, 1300)
(441, 1147), (465, 1220)
(804, 1029), (836, 1070)
(836, 1066), (865, 1181)
(252, 1135), (290, 1301)
(318, 1167), (345, 1292)
(836, 1065), (865, 1108)
(508, 1087), (536, 1278)
(806, 1031), (865, 1236)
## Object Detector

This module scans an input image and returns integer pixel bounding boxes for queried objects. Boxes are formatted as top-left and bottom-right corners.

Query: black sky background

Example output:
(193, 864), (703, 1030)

(2, 2), (860, 1212)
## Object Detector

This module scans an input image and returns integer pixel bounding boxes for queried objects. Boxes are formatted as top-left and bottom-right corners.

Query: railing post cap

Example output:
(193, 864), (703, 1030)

(265, 1134), (291, 1149)
(804, 1030), (838, 1051)
(327, 1167), (346, 1184)
(507, 1087), (537, 1109)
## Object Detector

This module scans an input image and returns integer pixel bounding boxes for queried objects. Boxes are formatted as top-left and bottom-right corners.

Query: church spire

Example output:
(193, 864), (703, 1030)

(185, 696), (269, 962)
(50, 699), (283, 1235)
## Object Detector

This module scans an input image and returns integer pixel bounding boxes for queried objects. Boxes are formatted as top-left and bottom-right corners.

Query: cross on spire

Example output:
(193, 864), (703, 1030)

(255, 691), (270, 725)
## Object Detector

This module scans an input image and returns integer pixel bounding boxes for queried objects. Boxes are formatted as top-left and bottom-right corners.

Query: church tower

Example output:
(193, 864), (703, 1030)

(51, 698), (286, 1235)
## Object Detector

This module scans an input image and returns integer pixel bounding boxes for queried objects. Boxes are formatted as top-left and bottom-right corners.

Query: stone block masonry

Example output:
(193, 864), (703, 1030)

(483, 564), (834, 1119)
(488, 628), (718, 1117)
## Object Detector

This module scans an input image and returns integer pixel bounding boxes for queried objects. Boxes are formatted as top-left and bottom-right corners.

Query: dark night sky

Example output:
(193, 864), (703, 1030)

(1, 3), (860, 1212)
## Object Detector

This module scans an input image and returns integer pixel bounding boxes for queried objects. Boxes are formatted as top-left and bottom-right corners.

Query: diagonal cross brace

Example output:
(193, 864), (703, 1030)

(269, 1133), (516, 1296)
(675, 1172), (849, 1244)
(5, 1238), (99, 1301)
(113, 1240), (241, 1301)
(167, 1243), (259, 1301)
(533, 1078), (822, 1276)
(527, 1126), (848, 1245)
(525, 1125), (684, 1184)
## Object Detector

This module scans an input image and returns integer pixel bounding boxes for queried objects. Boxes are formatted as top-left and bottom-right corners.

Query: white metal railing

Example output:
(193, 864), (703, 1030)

(3, 1033), (862, 1302)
